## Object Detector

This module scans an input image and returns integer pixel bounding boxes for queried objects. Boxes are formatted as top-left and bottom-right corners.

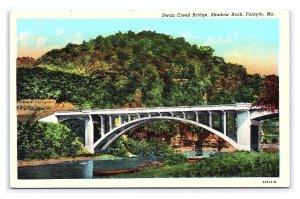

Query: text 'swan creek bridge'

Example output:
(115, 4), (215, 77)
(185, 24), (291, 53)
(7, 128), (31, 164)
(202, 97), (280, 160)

(39, 103), (278, 153)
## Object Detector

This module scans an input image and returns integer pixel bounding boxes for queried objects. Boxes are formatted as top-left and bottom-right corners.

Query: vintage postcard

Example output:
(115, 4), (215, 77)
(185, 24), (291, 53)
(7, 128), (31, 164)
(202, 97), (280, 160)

(10, 9), (290, 188)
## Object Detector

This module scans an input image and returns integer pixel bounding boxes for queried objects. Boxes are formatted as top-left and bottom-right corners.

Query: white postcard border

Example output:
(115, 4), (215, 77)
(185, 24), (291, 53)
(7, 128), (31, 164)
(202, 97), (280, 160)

(10, 9), (290, 188)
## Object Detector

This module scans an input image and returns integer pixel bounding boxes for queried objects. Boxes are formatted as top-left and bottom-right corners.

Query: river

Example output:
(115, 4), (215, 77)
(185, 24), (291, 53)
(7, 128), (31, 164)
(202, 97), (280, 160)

(18, 156), (158, 179)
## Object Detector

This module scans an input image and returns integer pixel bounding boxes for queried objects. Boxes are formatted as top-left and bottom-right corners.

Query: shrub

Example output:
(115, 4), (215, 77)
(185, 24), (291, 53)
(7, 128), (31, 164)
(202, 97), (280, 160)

(112, 151), (279, 178)
(17, 121), (84, 160)
(110, 136), (187, 165)
(161, 152), (187, 165)
(110, 137), (129, 157)
(190, 151), (279, 177)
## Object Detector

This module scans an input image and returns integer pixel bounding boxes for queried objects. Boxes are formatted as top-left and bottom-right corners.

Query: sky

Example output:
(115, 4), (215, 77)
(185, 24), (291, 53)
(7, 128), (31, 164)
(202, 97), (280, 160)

(17, 18), (279, 75)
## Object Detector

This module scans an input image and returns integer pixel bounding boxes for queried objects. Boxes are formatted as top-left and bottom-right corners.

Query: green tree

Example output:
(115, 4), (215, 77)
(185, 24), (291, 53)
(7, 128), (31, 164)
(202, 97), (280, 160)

(17, 121), (84, 160)
(255, 75), (279, 110)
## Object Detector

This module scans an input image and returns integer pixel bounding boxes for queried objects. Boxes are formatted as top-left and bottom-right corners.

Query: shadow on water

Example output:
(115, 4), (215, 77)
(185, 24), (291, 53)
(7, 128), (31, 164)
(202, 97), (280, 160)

(18, 156), (158, 179)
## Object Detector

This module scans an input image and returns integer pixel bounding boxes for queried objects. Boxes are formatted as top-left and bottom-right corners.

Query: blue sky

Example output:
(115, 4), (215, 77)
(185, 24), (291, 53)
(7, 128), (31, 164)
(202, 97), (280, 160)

(17, 18), (279, 75)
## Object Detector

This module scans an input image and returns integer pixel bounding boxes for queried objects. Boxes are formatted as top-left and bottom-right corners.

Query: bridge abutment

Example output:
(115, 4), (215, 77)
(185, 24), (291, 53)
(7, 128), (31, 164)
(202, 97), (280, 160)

(236, 111), (251, 151)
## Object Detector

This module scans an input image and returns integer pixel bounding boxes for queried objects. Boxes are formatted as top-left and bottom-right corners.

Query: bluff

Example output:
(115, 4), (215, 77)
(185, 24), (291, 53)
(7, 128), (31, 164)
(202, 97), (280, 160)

(18, 31), (263, 109)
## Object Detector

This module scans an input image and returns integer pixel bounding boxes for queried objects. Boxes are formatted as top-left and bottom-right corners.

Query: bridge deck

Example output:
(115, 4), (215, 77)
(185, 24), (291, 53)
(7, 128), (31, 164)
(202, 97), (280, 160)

(54, 103), (252, 116)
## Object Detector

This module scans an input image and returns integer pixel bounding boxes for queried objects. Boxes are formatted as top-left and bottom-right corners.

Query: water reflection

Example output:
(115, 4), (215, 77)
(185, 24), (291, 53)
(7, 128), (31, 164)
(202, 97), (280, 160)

(82, 160), (93, 178)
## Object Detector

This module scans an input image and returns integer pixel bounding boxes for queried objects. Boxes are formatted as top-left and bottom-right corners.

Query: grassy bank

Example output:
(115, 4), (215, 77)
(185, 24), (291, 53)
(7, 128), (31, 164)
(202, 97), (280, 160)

(112, 151), (279, 178)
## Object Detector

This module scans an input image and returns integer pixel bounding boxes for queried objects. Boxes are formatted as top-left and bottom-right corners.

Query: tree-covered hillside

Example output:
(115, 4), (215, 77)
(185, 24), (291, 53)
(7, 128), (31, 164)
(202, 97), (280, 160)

(17, 31), (265, 109)
(17, 31), (280, 160)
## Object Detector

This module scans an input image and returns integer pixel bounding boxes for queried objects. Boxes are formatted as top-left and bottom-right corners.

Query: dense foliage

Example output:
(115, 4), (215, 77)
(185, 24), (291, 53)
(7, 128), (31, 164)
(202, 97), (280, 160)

(16, 31), (279, 160)
(261, 118), (279, 144)
(17, 56), (36, 68)
(113, 151), (279, 178)
(255, 75), (279, 110)
(17, 122), (84, 160)
(18, 31), (267, 109)
(110, 136), (187, 165)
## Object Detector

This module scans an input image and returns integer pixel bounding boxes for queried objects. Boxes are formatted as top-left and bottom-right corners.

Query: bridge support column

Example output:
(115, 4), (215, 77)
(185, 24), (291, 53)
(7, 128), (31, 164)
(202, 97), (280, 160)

(100, 115), (105, 137)
(195, 112), (199, 123)
(119, 115), (124, 125)
(223, 111), (227, 136)
(208, 111), (213, 128)
(236, 111), (251, 151)
(182, 112), (186, 119)
(109, 115), (113, 131)
(85, 115), (94, 153)
(127, 114), (131, 122)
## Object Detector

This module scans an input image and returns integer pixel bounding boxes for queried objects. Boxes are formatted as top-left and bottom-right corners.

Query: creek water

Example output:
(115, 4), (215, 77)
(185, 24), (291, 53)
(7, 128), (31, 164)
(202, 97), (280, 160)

(18, 152), (217, 179)
(18, 156), (158, 179)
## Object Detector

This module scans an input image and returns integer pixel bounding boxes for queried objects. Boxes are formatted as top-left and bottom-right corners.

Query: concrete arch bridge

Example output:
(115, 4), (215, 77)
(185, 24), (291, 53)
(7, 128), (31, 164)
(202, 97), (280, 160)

(39, 103), (278, 153)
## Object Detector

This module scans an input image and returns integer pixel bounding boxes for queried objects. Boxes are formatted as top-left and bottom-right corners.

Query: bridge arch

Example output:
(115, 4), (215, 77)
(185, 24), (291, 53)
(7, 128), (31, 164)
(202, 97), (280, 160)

(92, 116), (239, 152)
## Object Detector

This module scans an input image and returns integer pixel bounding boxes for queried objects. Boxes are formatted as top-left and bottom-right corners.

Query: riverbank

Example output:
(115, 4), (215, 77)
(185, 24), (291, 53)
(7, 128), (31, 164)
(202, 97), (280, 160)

(17, 154), (117, 167)
(111, 152), (279, 178)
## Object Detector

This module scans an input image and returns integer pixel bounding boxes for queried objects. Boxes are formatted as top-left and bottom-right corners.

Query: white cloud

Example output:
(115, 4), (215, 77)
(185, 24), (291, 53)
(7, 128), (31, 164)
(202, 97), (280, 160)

(17, 32), (31, 48)
(72, 32), (82, 44)
(36, 36), (48, 45)
(203, 36), (231, 46)
(203, 31), (240, 46)
(56, 29), (65, 36)
(17, 32), (30, 41)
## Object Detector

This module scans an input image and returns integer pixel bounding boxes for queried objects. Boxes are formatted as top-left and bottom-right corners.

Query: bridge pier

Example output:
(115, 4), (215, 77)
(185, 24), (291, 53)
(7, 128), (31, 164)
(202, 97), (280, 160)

(118, 115), (124, 125)
(182, 112), (186, 119)
(127, 114), (131, 122)
(195, 111), (199, 123)
(109, 115), (113, 131)
(84, 115), (94, 153)
(100, 115), (105, 137)
(223, 111), (227, 136)
(236, 111), (251, 151)
(208, 111), (213, 128)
